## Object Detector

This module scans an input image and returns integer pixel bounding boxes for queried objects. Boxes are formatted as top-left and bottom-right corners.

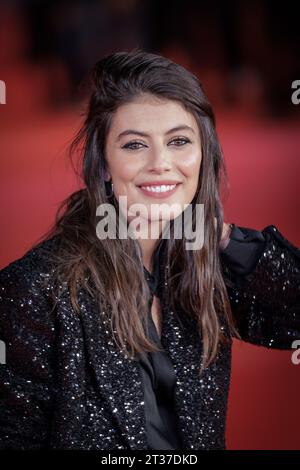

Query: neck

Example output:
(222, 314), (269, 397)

(137, 219), (167, 273)
(138, 237), (159, 273)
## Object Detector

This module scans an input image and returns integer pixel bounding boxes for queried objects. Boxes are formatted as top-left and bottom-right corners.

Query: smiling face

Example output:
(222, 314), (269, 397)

(104, 93), (202, 228)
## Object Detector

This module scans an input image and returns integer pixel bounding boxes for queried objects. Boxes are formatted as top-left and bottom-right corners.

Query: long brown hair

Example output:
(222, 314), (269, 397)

(38, 49), (239, 374)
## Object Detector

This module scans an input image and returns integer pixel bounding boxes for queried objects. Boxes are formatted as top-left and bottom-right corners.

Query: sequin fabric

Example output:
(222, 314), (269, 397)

(220, 225), (300, 349)
(0, 224), (299, 449)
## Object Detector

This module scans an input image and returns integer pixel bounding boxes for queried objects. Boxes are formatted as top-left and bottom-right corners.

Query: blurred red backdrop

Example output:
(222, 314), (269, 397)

(0, 2), (299, 450)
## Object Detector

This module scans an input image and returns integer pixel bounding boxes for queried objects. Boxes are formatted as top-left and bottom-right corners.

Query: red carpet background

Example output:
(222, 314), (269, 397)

(0, 2), (299, 449)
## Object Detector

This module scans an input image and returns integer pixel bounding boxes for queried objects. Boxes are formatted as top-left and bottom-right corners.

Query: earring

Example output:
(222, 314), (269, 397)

(105, 180), (114, 197)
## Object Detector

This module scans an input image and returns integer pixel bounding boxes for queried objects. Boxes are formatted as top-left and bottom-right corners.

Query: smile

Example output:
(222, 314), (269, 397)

(138, 183), (181, 198)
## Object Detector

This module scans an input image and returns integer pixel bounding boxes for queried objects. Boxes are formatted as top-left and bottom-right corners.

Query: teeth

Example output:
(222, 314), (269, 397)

(141, 184), (177, 193)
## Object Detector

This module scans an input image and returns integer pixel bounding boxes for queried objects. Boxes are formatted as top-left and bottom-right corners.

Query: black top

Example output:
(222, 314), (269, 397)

(141, 239), (182, 450)
(140, 223), (268, 450)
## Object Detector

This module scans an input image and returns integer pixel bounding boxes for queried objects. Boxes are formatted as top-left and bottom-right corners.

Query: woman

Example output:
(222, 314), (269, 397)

(0, 50), (299, 450)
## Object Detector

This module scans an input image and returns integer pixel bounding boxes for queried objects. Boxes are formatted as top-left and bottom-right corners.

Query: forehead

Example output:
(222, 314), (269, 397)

(108, 94), (199, 136)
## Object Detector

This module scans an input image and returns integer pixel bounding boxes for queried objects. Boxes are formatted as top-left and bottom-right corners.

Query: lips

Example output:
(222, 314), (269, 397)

(137, 180), (182, 187)
(137, 182), (182, 198)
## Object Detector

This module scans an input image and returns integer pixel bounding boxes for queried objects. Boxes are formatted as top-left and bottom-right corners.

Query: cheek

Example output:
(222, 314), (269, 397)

(110, 156), (141, 183)
(177, 149), (202, 178)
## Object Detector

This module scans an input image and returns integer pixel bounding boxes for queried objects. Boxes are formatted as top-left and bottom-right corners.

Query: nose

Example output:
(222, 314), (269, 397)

(147, 144), (172, 173)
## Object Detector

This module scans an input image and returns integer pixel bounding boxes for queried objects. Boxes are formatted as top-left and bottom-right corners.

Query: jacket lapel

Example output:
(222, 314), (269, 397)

(154, 241), (205, 449)
(78, 294), (148, 450)
(159, 270), (205, 450)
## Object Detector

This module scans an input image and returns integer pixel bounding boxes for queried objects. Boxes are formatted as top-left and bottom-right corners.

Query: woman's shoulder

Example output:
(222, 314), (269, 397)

(0, 234), (63, 312)
(1, 234), (61, 281)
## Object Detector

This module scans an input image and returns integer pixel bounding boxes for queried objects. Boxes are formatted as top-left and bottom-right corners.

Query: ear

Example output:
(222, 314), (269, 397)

(104, 169), (111, 182)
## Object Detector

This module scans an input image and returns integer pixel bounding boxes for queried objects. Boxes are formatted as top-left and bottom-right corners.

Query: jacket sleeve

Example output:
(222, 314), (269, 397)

(219, 224), (300, 349)
(0, 253), (56, 449)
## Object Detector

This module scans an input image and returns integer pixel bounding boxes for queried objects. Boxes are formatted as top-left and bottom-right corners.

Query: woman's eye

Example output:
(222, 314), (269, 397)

(169, 138), (191, 146)
(122, 141), (145, 150)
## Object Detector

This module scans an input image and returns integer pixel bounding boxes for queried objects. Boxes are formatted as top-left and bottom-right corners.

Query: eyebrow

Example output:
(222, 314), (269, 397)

(116, 125), (195, 141)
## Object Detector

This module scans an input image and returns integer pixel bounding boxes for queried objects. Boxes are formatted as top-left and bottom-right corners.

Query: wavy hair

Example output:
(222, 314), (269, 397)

(39, 49), (239, 374)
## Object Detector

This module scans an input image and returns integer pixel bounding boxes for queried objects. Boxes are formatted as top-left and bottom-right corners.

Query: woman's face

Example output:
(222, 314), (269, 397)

(104, 93), (202, 227)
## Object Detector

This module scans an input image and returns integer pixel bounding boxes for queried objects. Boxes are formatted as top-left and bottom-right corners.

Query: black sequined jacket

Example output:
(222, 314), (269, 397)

(0, 224), (299, 450)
